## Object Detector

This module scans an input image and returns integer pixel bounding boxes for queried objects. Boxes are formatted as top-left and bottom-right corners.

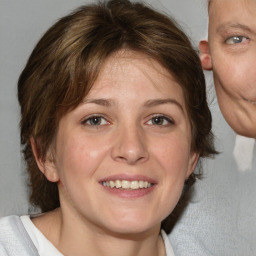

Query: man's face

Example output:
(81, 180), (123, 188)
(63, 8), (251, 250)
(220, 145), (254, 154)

(200, 0), (256, 138)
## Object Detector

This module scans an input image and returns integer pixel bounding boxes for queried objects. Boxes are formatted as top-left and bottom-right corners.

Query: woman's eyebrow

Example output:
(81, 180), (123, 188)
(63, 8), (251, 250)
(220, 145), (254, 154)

(81, 98), (114, 107)
(81, 98), (184, 111)
(144, 98), (184, 112)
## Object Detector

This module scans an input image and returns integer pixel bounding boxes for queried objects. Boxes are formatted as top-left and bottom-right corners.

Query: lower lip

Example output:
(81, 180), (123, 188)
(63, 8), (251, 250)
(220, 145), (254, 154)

(100, 185), (156, 199)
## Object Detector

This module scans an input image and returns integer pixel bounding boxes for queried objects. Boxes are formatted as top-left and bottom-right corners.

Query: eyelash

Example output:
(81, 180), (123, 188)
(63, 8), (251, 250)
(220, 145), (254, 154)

(146, 114), (175, 126)
(225, 35), (249, 45)
(81, 114), (175, 127)
(81, 115), (110, 126)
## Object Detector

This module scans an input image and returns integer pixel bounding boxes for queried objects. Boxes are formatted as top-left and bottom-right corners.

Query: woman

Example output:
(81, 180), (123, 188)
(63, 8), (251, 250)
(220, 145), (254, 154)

(0, 0), (216, 255)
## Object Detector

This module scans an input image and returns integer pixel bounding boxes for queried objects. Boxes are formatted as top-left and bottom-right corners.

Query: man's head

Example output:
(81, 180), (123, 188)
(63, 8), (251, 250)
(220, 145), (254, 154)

(200, 0), (256, 138)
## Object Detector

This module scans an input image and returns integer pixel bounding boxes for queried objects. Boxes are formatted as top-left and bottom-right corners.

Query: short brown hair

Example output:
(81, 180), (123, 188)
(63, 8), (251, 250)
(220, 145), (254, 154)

(18, 0), (216, 217)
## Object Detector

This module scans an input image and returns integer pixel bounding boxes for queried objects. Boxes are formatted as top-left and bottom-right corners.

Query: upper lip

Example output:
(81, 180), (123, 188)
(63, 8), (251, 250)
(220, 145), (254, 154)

(99, 174), (157, 184)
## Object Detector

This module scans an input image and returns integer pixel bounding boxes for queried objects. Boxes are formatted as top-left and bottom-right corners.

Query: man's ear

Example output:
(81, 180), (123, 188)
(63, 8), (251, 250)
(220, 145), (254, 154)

(30, 138), (59, 182)
(199, 40), (212, 70)
(186, 152), (200, 179)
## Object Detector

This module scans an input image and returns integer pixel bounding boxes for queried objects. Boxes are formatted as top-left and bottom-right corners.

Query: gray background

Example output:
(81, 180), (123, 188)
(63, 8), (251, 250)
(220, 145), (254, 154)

(1, 0), (256, 255)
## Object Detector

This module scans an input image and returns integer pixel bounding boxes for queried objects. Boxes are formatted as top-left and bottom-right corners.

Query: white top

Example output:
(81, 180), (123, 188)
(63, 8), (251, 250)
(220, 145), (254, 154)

(20, 215), (175, 256)
(161, 229), (175, 256)
(20, 216), (63, 256)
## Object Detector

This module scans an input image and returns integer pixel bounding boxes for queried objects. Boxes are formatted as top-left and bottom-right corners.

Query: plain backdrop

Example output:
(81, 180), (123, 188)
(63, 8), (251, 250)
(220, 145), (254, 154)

(1, 1), (256, 255)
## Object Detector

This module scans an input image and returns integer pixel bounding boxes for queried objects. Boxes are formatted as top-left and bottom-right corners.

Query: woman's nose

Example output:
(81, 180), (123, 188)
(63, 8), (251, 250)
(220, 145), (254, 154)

(111, 125), (149, 165)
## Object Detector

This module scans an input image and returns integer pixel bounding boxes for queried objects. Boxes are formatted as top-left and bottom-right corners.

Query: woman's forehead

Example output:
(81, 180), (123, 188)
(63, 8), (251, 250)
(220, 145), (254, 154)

(90, 50), (178, 90)
(80, 51), (184, 108)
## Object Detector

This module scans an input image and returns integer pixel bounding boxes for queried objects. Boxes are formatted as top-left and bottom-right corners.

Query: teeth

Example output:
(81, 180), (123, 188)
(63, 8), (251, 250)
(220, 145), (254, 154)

(130, 181), (139, 189)
(139, 180), (144, 188)
(102, 180), (153, 190)
(109, 181), (115, 188)
(116, 180), (122, 188)
(122, 180), (130, 189)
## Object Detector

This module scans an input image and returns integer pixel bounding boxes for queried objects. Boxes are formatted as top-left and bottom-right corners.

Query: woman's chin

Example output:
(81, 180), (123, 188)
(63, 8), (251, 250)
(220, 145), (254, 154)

(100, 217), (160, 236)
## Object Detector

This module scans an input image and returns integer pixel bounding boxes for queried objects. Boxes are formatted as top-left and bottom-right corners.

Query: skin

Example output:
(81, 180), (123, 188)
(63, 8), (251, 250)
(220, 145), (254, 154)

(199, 0), (256, 138)
(32, 50), (198, 256)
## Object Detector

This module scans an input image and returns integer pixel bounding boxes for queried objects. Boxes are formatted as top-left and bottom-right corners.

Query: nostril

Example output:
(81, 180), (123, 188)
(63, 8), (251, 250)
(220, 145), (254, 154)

(114, 154), (148, 165)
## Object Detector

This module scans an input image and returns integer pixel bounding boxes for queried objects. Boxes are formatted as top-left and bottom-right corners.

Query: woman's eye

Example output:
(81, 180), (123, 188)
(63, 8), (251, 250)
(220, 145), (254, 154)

(225, 36), (248, 45)
(82, 116), (109, 126)
(146, 115), (174, 126)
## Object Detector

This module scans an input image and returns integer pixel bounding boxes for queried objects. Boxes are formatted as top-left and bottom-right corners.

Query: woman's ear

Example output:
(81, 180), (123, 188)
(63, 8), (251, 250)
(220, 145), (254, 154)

(199, 40), (213, 71)
(186, 152), (200, 179)
(30, 138), (59, 182)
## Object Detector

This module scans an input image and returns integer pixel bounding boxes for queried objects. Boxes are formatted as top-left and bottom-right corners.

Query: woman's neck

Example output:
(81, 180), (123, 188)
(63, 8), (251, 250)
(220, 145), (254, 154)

(32, 208), (166, 256)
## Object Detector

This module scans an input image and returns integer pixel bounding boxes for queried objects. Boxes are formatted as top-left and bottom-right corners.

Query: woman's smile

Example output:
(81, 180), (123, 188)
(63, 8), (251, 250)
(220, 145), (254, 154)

(99, 174), (157, 198)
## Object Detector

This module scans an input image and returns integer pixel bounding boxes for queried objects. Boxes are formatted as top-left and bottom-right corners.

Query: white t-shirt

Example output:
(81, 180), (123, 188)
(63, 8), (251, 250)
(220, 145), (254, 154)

(20, 215), (174, 256)
(20, 216), (63, 256)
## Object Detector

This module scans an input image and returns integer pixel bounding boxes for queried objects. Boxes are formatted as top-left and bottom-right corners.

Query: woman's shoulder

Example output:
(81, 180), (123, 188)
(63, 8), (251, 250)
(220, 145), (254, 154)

(0, 215), (21, 235)
(0, 214), (20, 223)
(0, 215), (39, 256)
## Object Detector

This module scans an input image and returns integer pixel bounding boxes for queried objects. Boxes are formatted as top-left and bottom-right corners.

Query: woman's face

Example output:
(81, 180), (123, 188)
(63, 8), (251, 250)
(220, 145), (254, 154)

(46, 51), (198, 235)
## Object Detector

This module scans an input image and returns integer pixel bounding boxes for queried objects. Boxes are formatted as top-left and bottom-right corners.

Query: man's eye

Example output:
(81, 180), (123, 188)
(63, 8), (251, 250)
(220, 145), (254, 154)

(82, 116), (109, 126)
(146, 116), (174, 126)
(225, 36), (248, 45)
